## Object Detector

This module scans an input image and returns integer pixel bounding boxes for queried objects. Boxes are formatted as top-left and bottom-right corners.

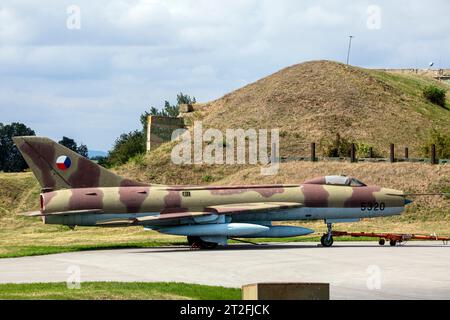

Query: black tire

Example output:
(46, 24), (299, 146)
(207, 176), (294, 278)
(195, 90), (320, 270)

(379, 239), (385, 246)
(320, 234), (334, 247)
(187, 236), (218, 249)
(201, 242), (218, 249)
(389, 240), (397, 246)
(187, 236), (199, 246)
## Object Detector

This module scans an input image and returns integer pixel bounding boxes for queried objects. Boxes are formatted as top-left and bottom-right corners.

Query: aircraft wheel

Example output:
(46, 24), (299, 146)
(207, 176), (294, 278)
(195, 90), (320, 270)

(187, 236), (198, 246)
(320, 234), (334, 247)
(187, 236), (218, 249)
(389, 240), (397, 246)
(379, 239), (385, 246)
(202, 242), (218, 249)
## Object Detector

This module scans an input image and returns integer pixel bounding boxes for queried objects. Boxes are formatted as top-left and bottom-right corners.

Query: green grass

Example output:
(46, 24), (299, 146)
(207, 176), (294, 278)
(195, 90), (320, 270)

(0, 236), (382, 259)
(0, 241), (184, 259)
(0, 282), (241, 300)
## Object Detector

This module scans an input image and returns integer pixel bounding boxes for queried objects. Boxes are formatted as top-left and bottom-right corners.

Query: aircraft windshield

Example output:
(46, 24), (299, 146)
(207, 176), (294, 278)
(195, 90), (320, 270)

(324, 176), (366, 187)
(325, 176), (349, 186)
(349, 178), (366, 187)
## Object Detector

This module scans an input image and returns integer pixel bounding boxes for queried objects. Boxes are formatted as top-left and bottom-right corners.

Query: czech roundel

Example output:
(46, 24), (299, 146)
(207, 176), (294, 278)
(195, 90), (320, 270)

(56, 155), (72, 171)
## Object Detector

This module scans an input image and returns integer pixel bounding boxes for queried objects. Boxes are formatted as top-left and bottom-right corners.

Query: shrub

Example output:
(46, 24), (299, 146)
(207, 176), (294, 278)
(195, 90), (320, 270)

(320, 135), (382, 158)
(320, 133), (352, 157)
(421, 130), (450, 159)
(202, 174), (214, 183)
(356, 143), (382, 158)
(423, 86), (446, 108)
(129, 153), (147, 168)
(106, 130), (146, 166)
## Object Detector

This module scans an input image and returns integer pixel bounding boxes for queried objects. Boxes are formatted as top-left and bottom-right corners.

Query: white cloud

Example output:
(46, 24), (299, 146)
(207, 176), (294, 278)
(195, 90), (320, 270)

(0, 0), (449, 150)
(0, 7), (33, 44)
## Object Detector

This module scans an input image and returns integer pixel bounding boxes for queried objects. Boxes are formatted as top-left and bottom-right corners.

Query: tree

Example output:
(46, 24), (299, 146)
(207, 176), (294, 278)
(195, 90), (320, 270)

(58, 136), (89, 157)
(140, 92), (196, 131)
(77, 143), (89, 158)
(0, 122), (36, 172)
(58, 137), (78, 152)
(176, 92), (196, 106)
(106, 130), (146, 166)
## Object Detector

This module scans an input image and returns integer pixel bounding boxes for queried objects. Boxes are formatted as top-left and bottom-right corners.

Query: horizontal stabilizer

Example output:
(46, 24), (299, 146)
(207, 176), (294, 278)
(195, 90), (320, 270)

(24, 209), (104, 216)
(19, 211), (43, 217)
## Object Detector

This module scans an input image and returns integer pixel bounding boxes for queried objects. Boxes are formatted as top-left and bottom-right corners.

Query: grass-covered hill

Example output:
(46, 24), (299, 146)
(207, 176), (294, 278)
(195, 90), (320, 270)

(116, 60), (450, 185)
(184, 60), (450, 157)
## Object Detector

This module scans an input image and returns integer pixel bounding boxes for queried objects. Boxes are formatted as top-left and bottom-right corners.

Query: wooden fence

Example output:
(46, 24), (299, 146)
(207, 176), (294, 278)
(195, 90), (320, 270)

(280, 143), (450, 165)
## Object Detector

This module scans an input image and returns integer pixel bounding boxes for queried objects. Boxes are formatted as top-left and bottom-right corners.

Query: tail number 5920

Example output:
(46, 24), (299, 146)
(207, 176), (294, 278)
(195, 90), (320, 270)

(361, 202), (385, 211)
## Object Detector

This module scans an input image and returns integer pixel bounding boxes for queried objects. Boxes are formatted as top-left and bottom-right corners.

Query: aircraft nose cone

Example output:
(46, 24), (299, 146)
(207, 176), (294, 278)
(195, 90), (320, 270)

(404, 198), (413, 205)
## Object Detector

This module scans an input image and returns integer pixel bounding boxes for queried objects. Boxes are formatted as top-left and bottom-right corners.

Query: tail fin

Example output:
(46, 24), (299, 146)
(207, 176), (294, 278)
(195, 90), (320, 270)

(13, 136), (145, 190)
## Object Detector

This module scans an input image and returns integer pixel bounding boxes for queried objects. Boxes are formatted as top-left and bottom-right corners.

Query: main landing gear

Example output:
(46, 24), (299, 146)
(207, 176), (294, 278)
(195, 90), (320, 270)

(187, 236), (218, 250)
(320, 223), (334, 247)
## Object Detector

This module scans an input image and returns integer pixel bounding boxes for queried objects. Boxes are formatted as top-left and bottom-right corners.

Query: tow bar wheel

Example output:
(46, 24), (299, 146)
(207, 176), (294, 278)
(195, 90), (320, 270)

(379, 239), (385, 246)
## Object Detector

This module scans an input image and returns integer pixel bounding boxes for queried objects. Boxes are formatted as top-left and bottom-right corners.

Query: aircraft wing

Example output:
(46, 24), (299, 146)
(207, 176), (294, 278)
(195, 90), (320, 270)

(207, 202), (303, 214)
(96, 202), (303, 226)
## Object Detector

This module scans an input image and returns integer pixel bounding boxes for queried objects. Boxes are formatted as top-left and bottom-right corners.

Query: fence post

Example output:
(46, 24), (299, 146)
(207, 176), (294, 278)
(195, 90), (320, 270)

(431, 144), (436, 165)
(369, 147), (373, 159)
(350, 143), (356, 163)
(390, 144), (395, 163)
(311, 143), (316, 162)
(404, 147), (409, 161)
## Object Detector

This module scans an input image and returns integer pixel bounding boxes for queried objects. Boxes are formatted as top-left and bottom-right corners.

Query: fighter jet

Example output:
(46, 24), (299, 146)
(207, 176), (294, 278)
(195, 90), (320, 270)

(13, 136), (412, 248)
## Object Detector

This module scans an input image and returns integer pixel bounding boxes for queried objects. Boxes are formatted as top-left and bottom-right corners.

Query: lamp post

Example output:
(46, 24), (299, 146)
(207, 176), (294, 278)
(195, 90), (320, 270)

(346, 35), (354, 65)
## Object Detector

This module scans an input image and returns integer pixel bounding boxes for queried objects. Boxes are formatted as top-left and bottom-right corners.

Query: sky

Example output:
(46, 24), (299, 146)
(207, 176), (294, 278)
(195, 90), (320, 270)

(1, 0), (449, 151)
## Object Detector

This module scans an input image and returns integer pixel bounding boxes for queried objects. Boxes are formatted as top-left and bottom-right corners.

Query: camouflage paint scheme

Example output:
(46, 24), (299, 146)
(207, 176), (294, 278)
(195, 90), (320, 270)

(13, 136), (408, 247)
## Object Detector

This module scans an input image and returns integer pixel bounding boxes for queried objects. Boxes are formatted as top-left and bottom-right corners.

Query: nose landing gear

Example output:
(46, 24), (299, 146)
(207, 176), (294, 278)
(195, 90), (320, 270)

(320, 223), (334, 247)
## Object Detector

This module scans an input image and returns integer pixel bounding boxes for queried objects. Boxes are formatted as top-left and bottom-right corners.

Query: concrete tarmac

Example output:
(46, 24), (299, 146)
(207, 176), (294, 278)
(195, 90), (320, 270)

(0, 241), (449, 300)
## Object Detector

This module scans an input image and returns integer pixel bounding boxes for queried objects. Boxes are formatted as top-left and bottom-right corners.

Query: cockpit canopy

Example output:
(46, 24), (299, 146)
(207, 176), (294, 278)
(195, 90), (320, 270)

(303, 175), (367, 187)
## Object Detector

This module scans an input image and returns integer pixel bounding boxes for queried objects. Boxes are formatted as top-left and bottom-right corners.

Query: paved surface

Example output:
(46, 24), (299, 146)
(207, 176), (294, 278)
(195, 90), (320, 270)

(0, 242), (449, 300)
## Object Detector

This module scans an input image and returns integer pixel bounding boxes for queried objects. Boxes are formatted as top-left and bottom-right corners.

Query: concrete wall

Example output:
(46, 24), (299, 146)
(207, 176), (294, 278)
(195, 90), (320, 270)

(146, 116), (185, 152)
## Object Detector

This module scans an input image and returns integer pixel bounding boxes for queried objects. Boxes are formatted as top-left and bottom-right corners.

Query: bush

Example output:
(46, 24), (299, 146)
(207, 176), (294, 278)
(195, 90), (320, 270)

(202, 174), (214, 183)
(106, 130), (146, 166)
(356, 143), (381, 158)
(320, 134), (353, 157)
(129, 153), (147, 168)
(423, 86), (446, 108)
(421, 130), (450, 159)
(320, 134), (381, 158)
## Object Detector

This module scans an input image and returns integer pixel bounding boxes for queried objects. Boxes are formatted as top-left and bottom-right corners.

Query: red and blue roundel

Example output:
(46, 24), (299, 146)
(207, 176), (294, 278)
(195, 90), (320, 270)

(56, 155), (71, 171)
